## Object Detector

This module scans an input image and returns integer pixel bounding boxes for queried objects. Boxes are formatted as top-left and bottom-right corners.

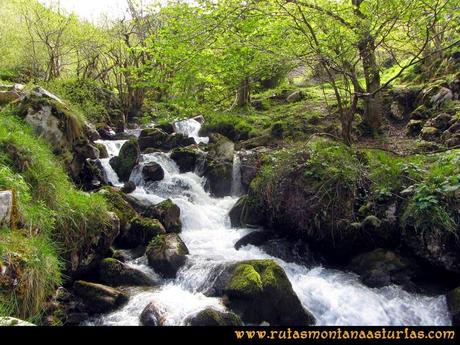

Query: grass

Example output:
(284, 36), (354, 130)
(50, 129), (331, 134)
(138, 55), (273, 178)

(0, 105), (110, 322)
(0, 228), (62, 323)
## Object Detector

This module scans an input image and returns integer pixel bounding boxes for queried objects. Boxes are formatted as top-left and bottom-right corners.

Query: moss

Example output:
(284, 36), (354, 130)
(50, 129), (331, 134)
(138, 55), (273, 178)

(110, 138), (140, 181)
(228, 264), (263, 297)
(100, 187), (137, 229)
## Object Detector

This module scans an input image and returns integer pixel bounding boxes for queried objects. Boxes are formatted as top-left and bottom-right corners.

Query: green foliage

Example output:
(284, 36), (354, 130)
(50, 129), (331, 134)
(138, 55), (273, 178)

(0, 228), (61, 322)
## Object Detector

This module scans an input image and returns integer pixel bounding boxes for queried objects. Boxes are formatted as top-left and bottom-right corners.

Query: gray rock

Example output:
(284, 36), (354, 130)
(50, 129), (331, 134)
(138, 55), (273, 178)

(0, 190), (13, 228)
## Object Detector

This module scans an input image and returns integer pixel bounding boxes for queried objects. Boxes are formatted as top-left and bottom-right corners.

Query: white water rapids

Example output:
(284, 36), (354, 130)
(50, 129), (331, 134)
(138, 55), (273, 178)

(91, 119), (451, 326)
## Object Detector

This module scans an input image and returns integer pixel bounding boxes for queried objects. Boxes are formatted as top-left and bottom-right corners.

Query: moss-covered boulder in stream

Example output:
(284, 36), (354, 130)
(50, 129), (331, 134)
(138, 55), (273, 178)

(206, 260), (315, 326)
(109, 138), (140, 181)
(72, 280), (128, 314)
(184, 308), (243, 326)
(170, 145), (202, 173)
(142, 162), (164, 182)
(146, 199), (182, 233)
(203, 134), (234, 197)
(347, 249), (422, 291)
(229, 195), (264, 228)
(146, 234), (189, 278)
(119, 217), (166, 248)
(99, 258), (156, 287)
(138, 128), (169, 151)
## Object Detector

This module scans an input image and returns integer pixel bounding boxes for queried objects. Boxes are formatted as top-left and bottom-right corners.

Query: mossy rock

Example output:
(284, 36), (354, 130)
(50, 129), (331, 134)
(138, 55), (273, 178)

(118, 216), (166, 248)
(228, 195), (264, 228)
(184, 308), (243, 326)
(95, 143), (109, 159)
(138, 128), (168, 151)
(146, 199), (182, 233)
(146, 233), (189, 278)
(99, 258), (156, 287)
(140, 301), (164, 326)
(204, 160), (233, 197)
(447, 287), (460, 325)
(208, 259), (315, 326)
(109, 138), (140, 181)
(348, 249), (421, 291)
(142, 162), (164, 182)
(170, 146), (201, 173)
(72, 280), (128, 314)
(99, 187), (137, 234)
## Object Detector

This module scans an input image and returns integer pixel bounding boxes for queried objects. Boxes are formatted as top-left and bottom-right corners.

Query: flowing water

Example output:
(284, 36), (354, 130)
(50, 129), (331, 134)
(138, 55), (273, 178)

(91, 120), (452, 326)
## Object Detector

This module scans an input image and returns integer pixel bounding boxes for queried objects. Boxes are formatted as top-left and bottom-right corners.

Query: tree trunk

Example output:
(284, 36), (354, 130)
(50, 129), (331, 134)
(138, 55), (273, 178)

(126, 87), (145, 123)
(236, 77), (250, 108)
(353, 0), (382, 136)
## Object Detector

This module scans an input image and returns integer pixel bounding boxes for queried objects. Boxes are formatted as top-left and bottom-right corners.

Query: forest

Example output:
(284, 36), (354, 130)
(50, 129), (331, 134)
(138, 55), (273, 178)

(0, 0), (460, 330)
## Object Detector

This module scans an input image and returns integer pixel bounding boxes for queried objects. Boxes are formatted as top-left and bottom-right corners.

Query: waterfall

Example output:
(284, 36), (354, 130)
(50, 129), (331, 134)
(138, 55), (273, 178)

(175, 118), (209, 145)
(91, 120), (452, 326)
(231, 153), (243, 197)
(95, 139), (127, 187)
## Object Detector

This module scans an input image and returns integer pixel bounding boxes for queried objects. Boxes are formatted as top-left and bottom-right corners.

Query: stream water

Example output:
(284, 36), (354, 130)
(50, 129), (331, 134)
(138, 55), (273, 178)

(91, 119), (451, 326)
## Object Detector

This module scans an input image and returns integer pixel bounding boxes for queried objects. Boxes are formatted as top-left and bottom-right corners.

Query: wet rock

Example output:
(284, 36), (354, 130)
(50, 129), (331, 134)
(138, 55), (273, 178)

(170, 146), (201, 173)
(446, 287), (460, 326)
(161, 133), (195, 150)
(156, 123), (175, 134)
(72, 280), (128, 314)
(83, 122), (101, 142)
(110, 139), (140, 181)
(138, 128), (168, 151)
(99, 258), (156, 287)
(239, 149), (267, 191)
(348, 249), (422, 291)
(146, 233), (189, 278)
(207, 260), (315, 326)
(184, 308), (243, 326)
(140, 301), (164, 326)
(79, 159), (107, 191)
(142, 162), (164, 182)
(229, 196), (264, 228)
(117, 217), (166, 248)
(402, 225), (460, 274)
(204, 134), (234, 197)
(234, 231), (271, 250)
(121, 181), (136, 194)
(95, 143), (109, 159)
(146, 199), (182, 233)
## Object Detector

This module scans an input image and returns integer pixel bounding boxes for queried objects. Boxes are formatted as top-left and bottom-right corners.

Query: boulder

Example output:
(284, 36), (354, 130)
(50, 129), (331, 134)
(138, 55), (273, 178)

(156, 123), (175, 134)
(72, 280), (128, 314)
(347, 249), (422, 291)
(446, 134), (460, 148)
(0, 84), (21, 105)
(206, 260), (315, 326)
(117, 217), (166, 248)
(99, 258), (156, 287)
(139, 128), (168, 151)
(109, 139), (140, 181)
(121, 181), (136, 194)
(146, 234), (189, 278)
(446, 287), (460, 326)
(161, 133), (195, 150)
(184, 308), (243, 326)
(95, 143), (109, 159)
(140, 301), (164, 326)
(239, 149), (267, 191)
(0, 190), (14, 228)
(170, 146), (201, 173)
(234, 231), (271, 250)
(146, 199), (182, 234)
(67, 211), (120, 279)
(204, 134), (234, 197)
(78, 159), (107, 191)
(142, 162), (164, 182)
(229, 196), (264, 228)
(83, 122), (101, 142)
(402, 225), (460, 274)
